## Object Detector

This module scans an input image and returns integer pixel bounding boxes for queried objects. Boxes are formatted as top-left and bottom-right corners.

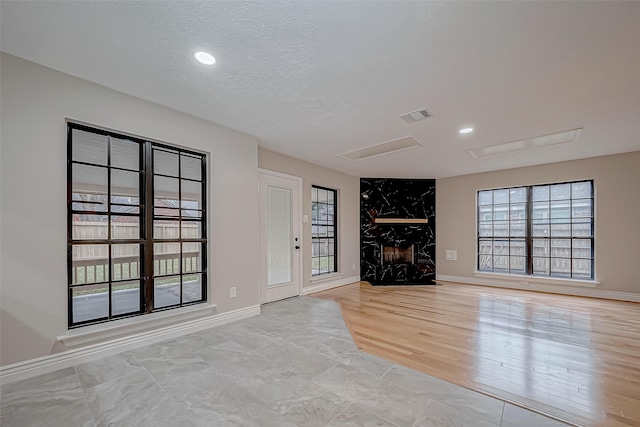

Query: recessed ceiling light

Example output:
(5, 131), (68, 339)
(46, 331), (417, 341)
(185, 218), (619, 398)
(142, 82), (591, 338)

(459, 127), (474, 134)
(194, 51), (216, 65)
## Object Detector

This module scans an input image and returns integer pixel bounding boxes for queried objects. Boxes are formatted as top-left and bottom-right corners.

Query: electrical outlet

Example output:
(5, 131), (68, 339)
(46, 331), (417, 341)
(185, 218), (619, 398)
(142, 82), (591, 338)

(230, 287), (237, 298)
(352, 263), (356, 270)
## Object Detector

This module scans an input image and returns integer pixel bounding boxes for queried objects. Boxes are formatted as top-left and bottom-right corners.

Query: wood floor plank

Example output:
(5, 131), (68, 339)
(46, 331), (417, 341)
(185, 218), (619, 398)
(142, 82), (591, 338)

(312, 281), (640, 427)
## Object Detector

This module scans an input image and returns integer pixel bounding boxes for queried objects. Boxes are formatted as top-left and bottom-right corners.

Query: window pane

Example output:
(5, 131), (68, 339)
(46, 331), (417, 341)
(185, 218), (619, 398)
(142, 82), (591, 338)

(111, 137), (139, 171)
(181, 179), (202, 210)
(572, 222), (592, 237)
(492, 205), (508, 220)
(183, 242), (202, 273)
(478, 205), (492, 221)
(478, 191), (492, 205)
(532, 222), (549, 237)
(181, 221), (202, 239)
(181, 155), (201, 181)
(493, 256), (508, 273)
(72, 284), (108, 323)
(183, 273), (203, 303)
(510, 220), (526, 237)
(510, 240), (526, 256)
(572, 259), (592, 279)
(532, 239), (549, 256)
(112, 280), (141, 316)
(317, 188), (328, 203)
(550, 183), (570, 200)
(572, 239), (592, 259)
(510, 204), (526, 220)
(72, 244), (109, 285)
(72, 164), (108, 212)
(154, 276), (181, 308)
(510, 257), (526, 274)
(111, 215), (139, 239)
(493, 240), (509, 256)
(550, 223), (571, 237)
(550, 239), (571, 258)
(154, 220), (180, 239)
(572, 181), (592, 199)
(572, 199), (592, 218)
(533, 258), (550, 275)
(327, 190), (335, 204)
(111, 170), (140, 205)
(493, 189), (509, 204)
(532, 186), (549, 201)
(510, 187), (527, 203)
(328, 239), (335, 256)
(72, 215), (109, 240)
(532, 202), (549, 220)
(155, 206), (180, 217)
(112, 244), (140, 280)
(154, 149), (179, 177)
(154, 242), (180, 275)
(493, 221), (508, 237)
(72, 129), (107, 165)
(154, 176), (180, 206)
(550, 200), (570, 219)
(551, 258), (571, 278)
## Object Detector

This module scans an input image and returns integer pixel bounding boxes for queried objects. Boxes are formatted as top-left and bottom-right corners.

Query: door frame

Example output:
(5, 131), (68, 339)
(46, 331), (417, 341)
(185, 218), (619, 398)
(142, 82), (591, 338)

(258, 168), (303, 303)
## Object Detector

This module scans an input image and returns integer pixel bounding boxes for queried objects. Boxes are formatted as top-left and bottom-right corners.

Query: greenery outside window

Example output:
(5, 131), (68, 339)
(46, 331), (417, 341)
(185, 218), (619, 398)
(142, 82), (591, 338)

(68, 122), (207, 327)
(312, 185), (337, 276)
(477, 180), (594, 280)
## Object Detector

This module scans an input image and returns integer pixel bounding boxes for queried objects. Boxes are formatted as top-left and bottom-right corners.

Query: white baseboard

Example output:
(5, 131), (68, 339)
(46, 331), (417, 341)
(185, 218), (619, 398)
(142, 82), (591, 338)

(302, 275), (360, 295)
(0, 305), (261, 385)
(436, 274), (640, 303)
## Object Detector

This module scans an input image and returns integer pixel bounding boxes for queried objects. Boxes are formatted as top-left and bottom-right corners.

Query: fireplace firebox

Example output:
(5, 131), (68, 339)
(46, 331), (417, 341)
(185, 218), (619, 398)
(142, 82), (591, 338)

(381, 244), (415, 265)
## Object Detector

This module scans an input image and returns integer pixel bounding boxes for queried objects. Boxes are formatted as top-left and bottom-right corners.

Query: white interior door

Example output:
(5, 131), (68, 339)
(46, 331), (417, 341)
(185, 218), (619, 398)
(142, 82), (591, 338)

(259, 170), (302, 304)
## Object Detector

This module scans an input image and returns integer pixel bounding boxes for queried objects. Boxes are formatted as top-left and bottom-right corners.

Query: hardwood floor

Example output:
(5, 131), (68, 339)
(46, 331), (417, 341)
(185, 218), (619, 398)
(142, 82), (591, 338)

(312, 281), (640, 427)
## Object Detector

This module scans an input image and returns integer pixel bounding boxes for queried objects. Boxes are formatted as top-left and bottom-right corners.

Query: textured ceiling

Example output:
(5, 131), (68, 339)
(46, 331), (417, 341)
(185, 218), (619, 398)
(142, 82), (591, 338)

(2, 1), (640, 178)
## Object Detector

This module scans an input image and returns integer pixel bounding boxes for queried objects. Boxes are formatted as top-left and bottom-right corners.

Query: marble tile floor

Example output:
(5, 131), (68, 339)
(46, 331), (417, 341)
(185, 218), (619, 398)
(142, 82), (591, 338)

(1, 296), (571, 427)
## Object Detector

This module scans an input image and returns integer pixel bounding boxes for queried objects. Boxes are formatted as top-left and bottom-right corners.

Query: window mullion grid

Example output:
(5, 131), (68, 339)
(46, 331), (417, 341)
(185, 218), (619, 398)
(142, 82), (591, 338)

(178, 154), (183, 307)
(526, 186), (533, 275)
(107, 135), (113, 319)
(144, 141), (154, 313)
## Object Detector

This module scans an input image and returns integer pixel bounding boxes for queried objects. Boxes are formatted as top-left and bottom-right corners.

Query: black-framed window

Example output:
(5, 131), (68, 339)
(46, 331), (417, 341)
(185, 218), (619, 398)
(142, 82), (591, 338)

(68, 122), (207, 327)
(477, 180), (594, 280)
(311, 185), (337, 276)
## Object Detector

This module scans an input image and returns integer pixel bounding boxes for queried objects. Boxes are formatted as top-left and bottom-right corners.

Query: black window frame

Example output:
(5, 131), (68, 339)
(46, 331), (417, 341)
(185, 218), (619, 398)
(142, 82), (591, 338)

(67, 122), (207, 328)
(311, 185), (338, 276)
(477, 180), (594, 280)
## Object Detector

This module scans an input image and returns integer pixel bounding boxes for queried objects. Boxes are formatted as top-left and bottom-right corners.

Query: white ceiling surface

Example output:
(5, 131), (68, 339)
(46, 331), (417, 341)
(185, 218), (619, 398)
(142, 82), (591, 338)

(2, 1), (640, 178)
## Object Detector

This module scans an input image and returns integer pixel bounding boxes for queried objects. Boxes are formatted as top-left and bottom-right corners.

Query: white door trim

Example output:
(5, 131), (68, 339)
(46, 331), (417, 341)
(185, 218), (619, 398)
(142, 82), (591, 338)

(258, 169), (303, 303)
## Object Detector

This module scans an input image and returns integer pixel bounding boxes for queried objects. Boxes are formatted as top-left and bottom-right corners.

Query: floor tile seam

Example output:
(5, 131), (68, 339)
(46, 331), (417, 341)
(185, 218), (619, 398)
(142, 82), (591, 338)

(499, 400), (506, 426)
(355, 402), (406, 427)
(409, 398), (432, 427)
(323, 400), (353, 426)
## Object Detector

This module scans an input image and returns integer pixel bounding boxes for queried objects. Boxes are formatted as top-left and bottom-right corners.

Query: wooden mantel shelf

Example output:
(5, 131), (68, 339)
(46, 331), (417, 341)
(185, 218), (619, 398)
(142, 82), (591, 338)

(374, 218), (428, 224)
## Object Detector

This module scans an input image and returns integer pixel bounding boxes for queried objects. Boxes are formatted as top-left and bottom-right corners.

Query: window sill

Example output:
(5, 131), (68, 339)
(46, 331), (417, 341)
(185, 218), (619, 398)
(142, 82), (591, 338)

(57, 303), (216, 347)
(473, 271), (599, 288)
(310, 272), (343, 284)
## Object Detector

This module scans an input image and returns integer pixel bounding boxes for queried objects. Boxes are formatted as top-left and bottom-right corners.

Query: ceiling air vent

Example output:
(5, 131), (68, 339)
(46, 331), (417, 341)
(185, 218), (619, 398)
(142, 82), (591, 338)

(468, 128), (583, 158)
(400, 109), (432, 124)
(340, 137), (422, 162)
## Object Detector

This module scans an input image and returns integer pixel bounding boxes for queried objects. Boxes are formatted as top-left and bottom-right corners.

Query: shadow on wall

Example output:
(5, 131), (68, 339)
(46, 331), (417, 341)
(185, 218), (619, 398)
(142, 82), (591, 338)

(0, 298), (66, 367)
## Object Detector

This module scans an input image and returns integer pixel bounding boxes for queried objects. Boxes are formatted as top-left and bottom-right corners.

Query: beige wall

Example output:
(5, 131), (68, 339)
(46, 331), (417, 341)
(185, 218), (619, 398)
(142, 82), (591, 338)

(436, 151), (640, 294)
(0, 54), (261, 366)
(258, 148), (360, 289)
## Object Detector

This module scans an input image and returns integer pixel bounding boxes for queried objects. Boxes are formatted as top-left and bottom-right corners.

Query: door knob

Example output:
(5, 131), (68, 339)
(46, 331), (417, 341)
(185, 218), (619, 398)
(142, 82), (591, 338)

(295, 245), (300, 249)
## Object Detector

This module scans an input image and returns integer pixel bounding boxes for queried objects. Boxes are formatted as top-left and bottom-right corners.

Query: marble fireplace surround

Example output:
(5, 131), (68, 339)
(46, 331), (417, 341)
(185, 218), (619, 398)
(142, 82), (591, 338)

(360, 178), (436, 285)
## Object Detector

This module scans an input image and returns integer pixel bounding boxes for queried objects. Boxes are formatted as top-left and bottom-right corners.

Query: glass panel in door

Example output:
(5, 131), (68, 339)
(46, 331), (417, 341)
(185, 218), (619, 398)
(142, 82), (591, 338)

(267, 185), (292, 286)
